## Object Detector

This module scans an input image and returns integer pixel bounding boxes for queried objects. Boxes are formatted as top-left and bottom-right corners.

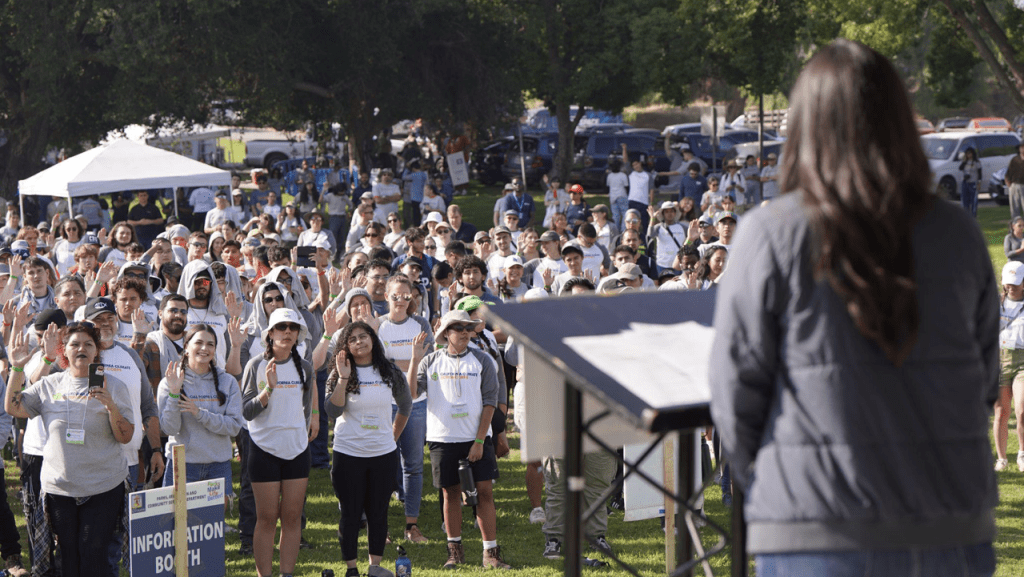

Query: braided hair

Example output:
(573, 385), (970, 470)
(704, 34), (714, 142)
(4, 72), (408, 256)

(263, 330), (307, 393)
(327, 321), (399, 396)
(180, 324), (226, 405)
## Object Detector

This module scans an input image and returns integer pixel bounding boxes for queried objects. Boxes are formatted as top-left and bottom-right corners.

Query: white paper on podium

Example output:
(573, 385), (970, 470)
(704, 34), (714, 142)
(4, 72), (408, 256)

(561, 321), (714, 410)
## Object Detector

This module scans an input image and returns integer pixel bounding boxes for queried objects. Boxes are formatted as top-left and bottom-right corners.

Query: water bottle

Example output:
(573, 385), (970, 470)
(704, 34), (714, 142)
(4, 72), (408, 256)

(458, 459), (478, 506)
(321, 570), (335, 577)
(395, 545), (412, 577)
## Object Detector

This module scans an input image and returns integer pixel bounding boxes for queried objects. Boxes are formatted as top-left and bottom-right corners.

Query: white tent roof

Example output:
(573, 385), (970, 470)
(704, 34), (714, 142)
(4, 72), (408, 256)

(18, 139), (231, 198)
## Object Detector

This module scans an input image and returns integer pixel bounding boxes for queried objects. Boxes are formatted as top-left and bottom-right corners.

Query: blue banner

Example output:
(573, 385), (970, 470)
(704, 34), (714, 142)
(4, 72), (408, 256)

(129, 479), (226, 577)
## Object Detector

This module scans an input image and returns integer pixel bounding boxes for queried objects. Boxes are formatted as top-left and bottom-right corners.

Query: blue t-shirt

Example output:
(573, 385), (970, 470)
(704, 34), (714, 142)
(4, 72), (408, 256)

(679, 174), (708, 204)
(564, 202), (591, 235)
(404, 171), (429, 203)
(501, 193), (537, 228)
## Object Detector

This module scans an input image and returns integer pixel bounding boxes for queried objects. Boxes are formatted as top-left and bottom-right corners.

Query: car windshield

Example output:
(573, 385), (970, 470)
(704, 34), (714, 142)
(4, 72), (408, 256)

(921, 138), (959, 160)
(978, 120), (1007, 128)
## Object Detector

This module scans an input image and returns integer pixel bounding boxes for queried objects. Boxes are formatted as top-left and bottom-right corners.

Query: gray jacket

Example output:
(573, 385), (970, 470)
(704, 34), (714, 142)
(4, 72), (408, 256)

(709, 192), (999, 553)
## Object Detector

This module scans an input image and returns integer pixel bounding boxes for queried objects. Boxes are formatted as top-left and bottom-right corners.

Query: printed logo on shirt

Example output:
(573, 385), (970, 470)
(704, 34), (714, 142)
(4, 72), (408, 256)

(275, 379), (302, 390)
(52, 391), (90, 402)
(102, 362), (135, 373)
(436, 370), (479, 380)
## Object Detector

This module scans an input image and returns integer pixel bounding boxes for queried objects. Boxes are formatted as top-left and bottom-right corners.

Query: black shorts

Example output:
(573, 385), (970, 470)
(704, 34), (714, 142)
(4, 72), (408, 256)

(247, 439), (311, 483)
(429, 439), (498, 489)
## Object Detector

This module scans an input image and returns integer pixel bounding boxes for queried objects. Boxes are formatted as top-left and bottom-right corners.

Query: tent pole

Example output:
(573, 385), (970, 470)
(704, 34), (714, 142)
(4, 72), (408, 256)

(174, 188), (179, 218)
(19, 193), (24, 227)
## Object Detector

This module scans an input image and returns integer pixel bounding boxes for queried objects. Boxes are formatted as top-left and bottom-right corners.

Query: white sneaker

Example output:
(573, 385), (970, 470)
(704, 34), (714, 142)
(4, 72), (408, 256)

(1017, 452), (1024, 472)
(529, 506), (546, 524)
(995, 458), (1009, 472)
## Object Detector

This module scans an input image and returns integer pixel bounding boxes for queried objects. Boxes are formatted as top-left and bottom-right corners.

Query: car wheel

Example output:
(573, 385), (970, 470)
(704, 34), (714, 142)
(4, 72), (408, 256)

(264, 153), (288, 169)
(938, 176), (959, 201)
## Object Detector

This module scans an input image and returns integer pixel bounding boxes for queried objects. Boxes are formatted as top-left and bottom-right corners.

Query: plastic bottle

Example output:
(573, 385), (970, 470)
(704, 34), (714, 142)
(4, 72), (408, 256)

(458, 459), (478, 506)
(395, 545), (412, 577)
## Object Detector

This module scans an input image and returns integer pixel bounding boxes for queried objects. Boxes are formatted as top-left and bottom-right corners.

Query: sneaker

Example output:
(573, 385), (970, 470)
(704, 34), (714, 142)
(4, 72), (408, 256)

(995, 458), (1009, 471)
(1018, 452), (1024, 472)
(3, 554), (27, 577)
(529, 507), (546, 524)
(299, 537), (313, 550)
(482, 545), (512, 569)
(368, 565), (395, 577)
(589, 536), (613, 557)
(582, 556), (608, 567)
(238, 541), (253, 556)
(443, 541), (465, 569)
(543, 538), (562, 559)
(405, 524), (429, 544)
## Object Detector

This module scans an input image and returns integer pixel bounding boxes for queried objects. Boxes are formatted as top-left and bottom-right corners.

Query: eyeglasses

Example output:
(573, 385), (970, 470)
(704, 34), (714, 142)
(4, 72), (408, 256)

(346, 333), (372, 345)
(194, 279), (211, 287)
(262, 295), (285, 304)
(477, 238), (491, 244)
(437, 229), (451, 234)
(278, 275), (292, 284)
(365, 233), (380, 238)
(389, 294), (412, 302)
(448, 324), (474, 333)
(367, 274), (389, 281)
(165, 307), (188, 316)
(274, 322), (301, 332)
(191, 243), (208, 249)
(424, 245), (436, 250)
(387, 219), (398, 223)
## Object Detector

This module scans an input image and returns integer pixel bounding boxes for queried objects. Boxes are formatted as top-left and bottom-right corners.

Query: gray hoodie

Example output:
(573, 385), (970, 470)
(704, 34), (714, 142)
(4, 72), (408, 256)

(177, 260), (228, 317)
(157, 367), (244, 464)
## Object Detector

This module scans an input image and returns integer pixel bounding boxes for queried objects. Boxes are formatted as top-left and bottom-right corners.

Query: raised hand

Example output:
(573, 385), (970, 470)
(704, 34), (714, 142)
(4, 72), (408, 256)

(8, 330), (31, 368)
(541, 266), (555, 288)
(97, 228), (108, 246)
(1, 301), (16, 327)
(264, 360), (278, 391)
(164, 360), (185, 395)
(334, 347), (352, 381)
(225, 291), (243, 319)
(41, 322), (60, 360)
(583, 269), (597, 284)
(14, 301), (34, 330)
(323, 307), (345, 338)
(330, 268), (345, 296)
(486, 278), (498, 295)
(131, 307), (151, 335)
(228, 316), (245, 347)
(179, 395), (200, 416)
(84, 268), (97, 287)
(410, 331), (429, 365)
(686, 219), (700, 242)
(97, 261), (118, 284)
(8, 255), (22, 279)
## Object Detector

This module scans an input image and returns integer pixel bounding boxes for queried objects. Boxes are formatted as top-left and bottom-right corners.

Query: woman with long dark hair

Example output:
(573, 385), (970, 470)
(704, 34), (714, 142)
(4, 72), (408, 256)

(710, 40), (999, 576)
(241, 309), (317, 577)
(157, 325), (244, 492)
(99, 222), (137, 269)
(326, 321), (414, 577)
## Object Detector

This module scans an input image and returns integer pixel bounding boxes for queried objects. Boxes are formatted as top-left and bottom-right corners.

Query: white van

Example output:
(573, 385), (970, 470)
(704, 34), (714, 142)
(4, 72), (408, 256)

(921, 131), (1020, 199)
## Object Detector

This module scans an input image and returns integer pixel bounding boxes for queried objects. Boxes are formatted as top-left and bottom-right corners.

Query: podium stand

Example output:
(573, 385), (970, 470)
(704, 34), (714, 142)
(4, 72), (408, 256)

(485, 289), (745, 577)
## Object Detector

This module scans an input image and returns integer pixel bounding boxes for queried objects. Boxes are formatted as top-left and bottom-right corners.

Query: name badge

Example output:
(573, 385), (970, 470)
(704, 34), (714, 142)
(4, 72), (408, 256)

(451, 402), (469, 419)
(361, 414), (381, 430)
(65, 429), (85, 445)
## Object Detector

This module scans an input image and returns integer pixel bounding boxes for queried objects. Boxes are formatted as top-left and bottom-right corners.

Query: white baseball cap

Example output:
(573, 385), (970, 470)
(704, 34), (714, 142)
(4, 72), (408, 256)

(1003, 261), (1024, 286)
(503, 255), (524, 269)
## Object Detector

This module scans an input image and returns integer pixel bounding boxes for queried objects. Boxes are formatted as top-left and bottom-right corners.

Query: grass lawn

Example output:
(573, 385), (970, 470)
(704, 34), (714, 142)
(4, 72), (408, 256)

(2, 198), (1020, 576)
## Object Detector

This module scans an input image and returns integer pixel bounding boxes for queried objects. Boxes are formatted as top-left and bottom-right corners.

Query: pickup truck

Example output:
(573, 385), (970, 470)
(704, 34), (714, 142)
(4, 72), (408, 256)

(244, 137), (321, 169)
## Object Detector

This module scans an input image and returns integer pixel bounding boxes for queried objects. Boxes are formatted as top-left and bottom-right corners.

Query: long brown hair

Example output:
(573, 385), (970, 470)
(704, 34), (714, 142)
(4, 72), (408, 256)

(779, 39), (933, 366)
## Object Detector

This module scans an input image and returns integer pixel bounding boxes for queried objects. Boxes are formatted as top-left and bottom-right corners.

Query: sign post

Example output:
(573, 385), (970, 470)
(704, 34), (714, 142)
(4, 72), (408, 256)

(129, 445), (226, 577)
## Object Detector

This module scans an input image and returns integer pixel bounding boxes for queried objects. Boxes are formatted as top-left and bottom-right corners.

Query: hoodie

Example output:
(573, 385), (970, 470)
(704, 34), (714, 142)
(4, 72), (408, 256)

(177, 260), (230, 366)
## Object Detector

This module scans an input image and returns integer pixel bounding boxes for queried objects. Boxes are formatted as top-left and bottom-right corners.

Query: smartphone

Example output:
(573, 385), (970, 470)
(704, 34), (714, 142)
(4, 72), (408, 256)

(89, 363), (105, 391)
(295, 246), (316, 268)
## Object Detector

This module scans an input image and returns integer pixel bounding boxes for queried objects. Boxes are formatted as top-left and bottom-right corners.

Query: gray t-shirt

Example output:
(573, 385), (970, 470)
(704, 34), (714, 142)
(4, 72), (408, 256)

(21, 372), (134, 497)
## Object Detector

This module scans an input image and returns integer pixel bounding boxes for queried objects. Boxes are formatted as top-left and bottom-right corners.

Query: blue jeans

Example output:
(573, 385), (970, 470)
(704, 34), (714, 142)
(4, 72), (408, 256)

(161, 455), (234, 496)
(756, 542), (995, 577)
(392, 400), (427, 519)
(611, 196), (629, 231)
(961, 181), (978, 217)
(328, 215), (347, 259)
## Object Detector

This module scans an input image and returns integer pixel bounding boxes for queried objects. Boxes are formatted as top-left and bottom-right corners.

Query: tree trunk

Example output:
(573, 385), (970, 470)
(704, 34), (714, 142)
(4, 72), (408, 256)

(939, 0), (1024, 111)
(0, 121), (51, 204)
(967, 0), (1024, 96)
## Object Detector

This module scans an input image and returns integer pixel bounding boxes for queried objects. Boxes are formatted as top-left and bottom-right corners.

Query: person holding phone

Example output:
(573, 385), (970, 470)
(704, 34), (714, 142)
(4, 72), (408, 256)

(5, 323), (134, 577)
(157, 325), (244, 499)
(241, 309), (317, 577)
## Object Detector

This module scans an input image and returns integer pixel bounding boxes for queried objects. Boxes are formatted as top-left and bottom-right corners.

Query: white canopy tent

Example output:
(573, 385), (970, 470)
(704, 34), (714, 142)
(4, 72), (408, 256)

(17, 139), (231, 221)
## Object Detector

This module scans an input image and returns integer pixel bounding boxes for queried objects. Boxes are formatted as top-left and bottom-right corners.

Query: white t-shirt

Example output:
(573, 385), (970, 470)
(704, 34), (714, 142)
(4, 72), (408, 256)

(606, 172), (629, 202)
(627, 171), (651, 204)
(760, 165), (779, 200)
(378, 316), (433, 403)
(53, 238), (85, 277)
(100, 343), (145, 463)
(1001, 299), (1024, 349)
(332, 366), (399, 458)
(532, 257), (568, 289)
(373, 182), (401, 223)
(420, 195), (446, 221)
(578, 243), (605, 280)
(248, 358), (308, 459)
(653, 222), (687, 268)
(204, 207), (233, 231)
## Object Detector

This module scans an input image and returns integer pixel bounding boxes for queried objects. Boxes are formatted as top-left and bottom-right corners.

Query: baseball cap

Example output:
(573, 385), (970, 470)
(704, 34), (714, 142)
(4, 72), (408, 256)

(232, 188), (244, 196)
(1004, 261), (1024, 286)
(561, 244), (583, 258)
(503, 183), (517, 191)
(434, 222), (451, 232)
(503, 255), (524, 269)
(569, 184), (585, 194)
(698, 214), (714, 226)
(403, 255), (426, 271)
(714, 211), (739, 225)
(214, 190), (228, 198)
(425, 212), (444, 224)
(540, 231), (561, 243)
(474, 231), (490, 242)
(493, 226), (512, 237)
(454, 295), (495, 312)
(767, 152), (778, 159)
(35, 308), (67, 332)
(11, 240), (29, 258)
(83, 297), (117, 320)
(611, 262), (641, 281)
(82, 233), (100, 245)
(503, 210), (519, 218)
(0, 264), (8, 277)
(360, 191), (374, 201)
(311, 237), (332, 252)
(244, 237), (262, 248)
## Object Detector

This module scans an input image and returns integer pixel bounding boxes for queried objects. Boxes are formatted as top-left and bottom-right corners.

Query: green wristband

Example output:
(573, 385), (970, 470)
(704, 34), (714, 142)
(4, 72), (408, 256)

(474, 438), (484, 445)
(168, 392), (180, 399)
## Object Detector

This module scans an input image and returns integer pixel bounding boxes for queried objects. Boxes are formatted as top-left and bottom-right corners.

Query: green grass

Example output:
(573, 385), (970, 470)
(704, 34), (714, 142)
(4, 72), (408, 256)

(2, 201), (1021, 576)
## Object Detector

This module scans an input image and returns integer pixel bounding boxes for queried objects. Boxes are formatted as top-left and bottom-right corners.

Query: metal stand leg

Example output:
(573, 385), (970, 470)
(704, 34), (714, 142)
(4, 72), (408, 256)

(677, 430), (695, 577)
(732, 483), (747, 577)
(564, 382), (583, 577)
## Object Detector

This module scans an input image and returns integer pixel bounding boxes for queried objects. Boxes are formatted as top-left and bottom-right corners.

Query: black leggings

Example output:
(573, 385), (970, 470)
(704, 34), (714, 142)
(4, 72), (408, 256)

(46, 483), (124, 577)
(331, 450), (397, 561)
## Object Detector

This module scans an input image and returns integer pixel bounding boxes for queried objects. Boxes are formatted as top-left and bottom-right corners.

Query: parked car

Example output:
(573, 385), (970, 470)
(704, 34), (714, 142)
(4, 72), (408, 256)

(936, 117), (971, 132)
(967, 117), (1012, 132)
(988, 167), (1010, 206)
(916, 118), (936, 134)
(921, 131), (1020, 199)
(472, 137), (514, 185)
(1013, 115), (1024, 135)
(571, 131), (661, 189)
(726, 140), (786, 166)
(501, 132), (575, 185)
(682, 130), (783, 173)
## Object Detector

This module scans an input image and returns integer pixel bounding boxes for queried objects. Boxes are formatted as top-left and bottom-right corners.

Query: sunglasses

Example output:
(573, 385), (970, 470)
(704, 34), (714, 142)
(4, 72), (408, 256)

(625, 219), (639, 224)
(274, 322), (301, 332)
(448, 324), (474, 333)
(437, 229), (451, 234)
(424, 245), (436, 250)
(365, 233), (380, 238)
(262, 295), (285, 304)
(389, 294), (412, 302)
(477, 238), (491, 244)
(67, 321), (96, 329)
(698, 223), (710, 228)
(193, 279), (211, 287)
(387, 219), (399, 223)
(165, 307), (188, 316)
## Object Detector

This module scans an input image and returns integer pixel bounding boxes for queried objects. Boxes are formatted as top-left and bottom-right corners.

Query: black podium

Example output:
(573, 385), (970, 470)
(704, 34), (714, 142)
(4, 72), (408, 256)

(485, 289), (745, 577)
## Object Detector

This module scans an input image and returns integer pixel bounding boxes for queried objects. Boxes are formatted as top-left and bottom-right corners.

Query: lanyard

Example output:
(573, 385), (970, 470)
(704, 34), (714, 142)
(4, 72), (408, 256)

(64, 377), (89, 432)
(444, 353), (464, 398)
